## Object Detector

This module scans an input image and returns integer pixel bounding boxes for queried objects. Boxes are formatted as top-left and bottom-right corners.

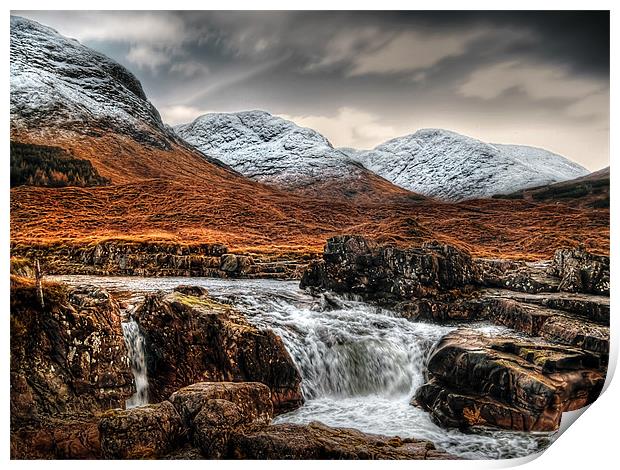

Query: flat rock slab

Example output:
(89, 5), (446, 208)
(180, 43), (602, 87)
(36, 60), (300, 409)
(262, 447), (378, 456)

(480, 288), (609, 325)
(228, 422), (458, 460)
(478, 297), (609, 356)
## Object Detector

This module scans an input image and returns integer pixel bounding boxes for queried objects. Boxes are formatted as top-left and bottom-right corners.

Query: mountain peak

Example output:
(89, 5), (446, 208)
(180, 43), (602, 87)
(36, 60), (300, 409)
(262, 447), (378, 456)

(348, 128), (588, 201)
(10, 15), (168, 148)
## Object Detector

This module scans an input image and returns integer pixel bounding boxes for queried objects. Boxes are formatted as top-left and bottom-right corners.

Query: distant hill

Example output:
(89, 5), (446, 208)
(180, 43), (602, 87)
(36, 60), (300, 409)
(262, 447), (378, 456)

(493, 167), (609, 209)
(341, 129), (588, 201)
(175, 111), (419, 200)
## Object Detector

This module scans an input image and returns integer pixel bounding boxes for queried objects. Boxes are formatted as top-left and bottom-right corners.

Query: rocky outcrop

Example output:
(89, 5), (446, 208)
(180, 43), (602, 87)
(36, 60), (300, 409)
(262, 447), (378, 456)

(12, 240), (309, 279)
(133, 287), (303, 412)
(300, 235), (478, 301)
(302, 236), (609, 433)
(413, 329), (605, 432)
(302, 236), (609, 300)
(10, 277), (134, 422)
(10, 277), (134, 458)
(97, 381), (456, 460)
(478, 294), (609, 357)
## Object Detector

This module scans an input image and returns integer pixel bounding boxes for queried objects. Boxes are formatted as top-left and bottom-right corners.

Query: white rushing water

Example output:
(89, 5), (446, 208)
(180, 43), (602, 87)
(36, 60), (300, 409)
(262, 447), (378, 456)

(121, 318), (149, 408)
(52, 276), (555, 459)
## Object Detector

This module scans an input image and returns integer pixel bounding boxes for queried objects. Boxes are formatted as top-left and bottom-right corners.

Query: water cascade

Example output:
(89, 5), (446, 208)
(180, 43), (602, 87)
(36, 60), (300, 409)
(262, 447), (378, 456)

(121, 318), (149, 408)
(52, 276), (554, 458)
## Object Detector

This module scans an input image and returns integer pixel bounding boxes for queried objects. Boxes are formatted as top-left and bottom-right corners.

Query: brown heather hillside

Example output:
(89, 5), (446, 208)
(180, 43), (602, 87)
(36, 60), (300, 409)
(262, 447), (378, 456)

(10, 133), (609, 261)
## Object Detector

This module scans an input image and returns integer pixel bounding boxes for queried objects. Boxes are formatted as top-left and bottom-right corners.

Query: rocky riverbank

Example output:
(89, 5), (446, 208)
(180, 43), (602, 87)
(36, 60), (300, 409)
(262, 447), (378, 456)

(11, 239), (314, 279)
(301, 235), (609, 432)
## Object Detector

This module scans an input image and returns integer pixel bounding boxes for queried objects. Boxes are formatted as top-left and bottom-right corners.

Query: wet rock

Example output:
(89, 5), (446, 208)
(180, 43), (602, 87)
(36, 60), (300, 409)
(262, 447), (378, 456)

(480, 288), (609, 325)
(10, 278), (133, 423)
(169, 382), (273, 426)
(99, 401), (185, 459)
(227, 421), (458, 459)
(220, 253), (238, 272)
(413, 329), (605, 431)
(478, 297), (609, 356)
(552, 247), (609, 295)
(134, 291), (303, 412)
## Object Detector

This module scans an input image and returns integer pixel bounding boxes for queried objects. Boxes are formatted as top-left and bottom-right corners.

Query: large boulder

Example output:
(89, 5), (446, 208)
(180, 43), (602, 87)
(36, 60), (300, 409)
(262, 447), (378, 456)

(169, 382), (273, 457)
(300, 235), (479, 301)
(413, 329), (605, 431)
(133, 290), (303, 412)
(99, 401), (185, 459)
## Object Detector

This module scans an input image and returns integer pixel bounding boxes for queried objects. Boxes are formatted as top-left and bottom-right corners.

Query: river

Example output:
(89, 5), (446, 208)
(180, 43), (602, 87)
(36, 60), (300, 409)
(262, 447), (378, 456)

(51, 275), (555, 459)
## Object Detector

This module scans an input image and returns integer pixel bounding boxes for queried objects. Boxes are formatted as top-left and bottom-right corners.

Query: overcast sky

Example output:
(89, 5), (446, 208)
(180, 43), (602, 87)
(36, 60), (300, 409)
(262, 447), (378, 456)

(14, 11), (609, 170)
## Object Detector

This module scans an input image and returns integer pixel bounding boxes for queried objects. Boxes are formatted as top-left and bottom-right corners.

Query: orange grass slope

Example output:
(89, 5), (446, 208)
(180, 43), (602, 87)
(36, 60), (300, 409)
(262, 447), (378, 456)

(10, 170), (609, 261)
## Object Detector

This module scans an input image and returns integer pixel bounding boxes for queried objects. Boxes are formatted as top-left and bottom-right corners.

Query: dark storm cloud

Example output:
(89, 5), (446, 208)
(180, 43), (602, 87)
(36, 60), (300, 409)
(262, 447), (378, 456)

(13, 10), (610, 170)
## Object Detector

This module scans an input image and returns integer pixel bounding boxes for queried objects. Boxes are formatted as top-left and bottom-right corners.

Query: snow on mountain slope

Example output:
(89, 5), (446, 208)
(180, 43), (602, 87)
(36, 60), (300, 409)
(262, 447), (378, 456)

(9, 15), (238, 184)
(343, 129), (589, 201)
(175, 111), (391, 193)
(10, 15), (171, 148)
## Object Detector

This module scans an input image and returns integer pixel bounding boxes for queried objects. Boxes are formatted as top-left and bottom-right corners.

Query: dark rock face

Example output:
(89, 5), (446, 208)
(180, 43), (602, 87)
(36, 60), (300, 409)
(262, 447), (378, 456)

(302, 236), (609, 299)
(227, 422), (456, 460)
(99, 401), (185, 459)
(133, 290), (303, 413)
(301, 235), (478, 301)
(10, 277), (134, 458)
(413, 329), (605, 432)
(10, 278), (133, 422)
(479, 296), (609, 357)
(553, 247), (610, 295)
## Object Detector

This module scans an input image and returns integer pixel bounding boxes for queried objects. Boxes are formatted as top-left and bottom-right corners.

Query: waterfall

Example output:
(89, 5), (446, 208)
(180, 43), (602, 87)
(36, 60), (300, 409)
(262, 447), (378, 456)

(121, 318), (149, 408)
(51, 275), (553, 459)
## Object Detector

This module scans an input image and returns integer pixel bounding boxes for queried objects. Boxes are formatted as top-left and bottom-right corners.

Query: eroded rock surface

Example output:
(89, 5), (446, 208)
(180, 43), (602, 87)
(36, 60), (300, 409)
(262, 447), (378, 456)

(99, 401), (185, 459)
(10, 278), (133, 421)
(10, 277), (134, 458)
(228, 422), (457, 460)
(552, 247), (609, 295)
(413, 329), (605, 432)
(133, 288), (303, 412)
(12, 239), (309, 279)
(301, 235), (478, 301)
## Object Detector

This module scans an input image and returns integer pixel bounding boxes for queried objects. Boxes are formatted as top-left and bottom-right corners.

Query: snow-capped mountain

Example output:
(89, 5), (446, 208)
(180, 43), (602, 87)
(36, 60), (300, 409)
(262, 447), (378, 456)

(175, 111), (392, 195)
(341, 129), (589, 201)
(10, 15), (172, 148)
